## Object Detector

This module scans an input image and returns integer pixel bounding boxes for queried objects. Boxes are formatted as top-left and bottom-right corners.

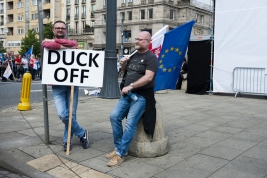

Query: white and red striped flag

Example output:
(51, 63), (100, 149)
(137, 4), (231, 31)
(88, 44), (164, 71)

(149, 25), (169, 58)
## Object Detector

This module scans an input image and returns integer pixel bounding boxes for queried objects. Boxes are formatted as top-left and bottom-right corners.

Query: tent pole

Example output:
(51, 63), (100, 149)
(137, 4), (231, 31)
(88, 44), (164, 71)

(209, 0), (215, 95)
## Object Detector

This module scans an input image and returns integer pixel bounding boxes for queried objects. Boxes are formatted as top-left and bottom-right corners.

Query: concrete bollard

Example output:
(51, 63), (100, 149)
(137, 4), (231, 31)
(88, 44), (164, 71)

(128, 102), (169, 157)
(17, 71), (32, 111)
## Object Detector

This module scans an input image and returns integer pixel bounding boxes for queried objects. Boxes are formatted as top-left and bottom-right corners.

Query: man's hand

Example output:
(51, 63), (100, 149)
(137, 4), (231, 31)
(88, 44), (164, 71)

(121, 86), (132, 96)
(120, 56), (130, 64)
(42, 39), (54, 45)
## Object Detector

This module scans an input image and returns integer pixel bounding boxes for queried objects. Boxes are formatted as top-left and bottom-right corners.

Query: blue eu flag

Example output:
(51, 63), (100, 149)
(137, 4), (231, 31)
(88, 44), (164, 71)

(24, 46), (33, 60)
(154, 20), (195, 91)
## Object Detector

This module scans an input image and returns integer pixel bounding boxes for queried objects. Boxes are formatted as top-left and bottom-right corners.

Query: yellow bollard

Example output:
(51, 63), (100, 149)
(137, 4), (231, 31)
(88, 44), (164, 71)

(18, 71), (32, 111)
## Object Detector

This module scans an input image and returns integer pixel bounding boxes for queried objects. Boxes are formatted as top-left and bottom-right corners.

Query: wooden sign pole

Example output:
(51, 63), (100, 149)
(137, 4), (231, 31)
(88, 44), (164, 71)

(66, 86), (74, 155)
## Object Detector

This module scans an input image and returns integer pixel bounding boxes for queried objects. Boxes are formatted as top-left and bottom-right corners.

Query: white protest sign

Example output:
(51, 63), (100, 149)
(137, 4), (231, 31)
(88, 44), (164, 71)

(42, 48), (105, 87)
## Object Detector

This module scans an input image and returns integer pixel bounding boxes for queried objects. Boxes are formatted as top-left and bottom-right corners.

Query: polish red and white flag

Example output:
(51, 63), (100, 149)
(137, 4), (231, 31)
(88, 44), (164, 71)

(149, 25), (169, 59)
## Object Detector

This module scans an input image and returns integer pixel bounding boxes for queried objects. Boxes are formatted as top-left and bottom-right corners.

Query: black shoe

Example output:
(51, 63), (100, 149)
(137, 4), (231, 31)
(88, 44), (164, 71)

(62, 142), (72, 152)
(80, 130), (89, 149)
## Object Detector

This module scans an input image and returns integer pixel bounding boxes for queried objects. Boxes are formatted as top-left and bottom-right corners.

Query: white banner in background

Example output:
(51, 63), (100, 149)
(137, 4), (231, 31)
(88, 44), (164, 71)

(42, 48), (105, 87)
(213, 0), (267, 93)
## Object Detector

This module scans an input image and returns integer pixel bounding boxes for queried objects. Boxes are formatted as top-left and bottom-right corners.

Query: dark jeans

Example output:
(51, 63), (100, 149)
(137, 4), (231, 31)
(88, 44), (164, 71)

(29, 68), (36, 80)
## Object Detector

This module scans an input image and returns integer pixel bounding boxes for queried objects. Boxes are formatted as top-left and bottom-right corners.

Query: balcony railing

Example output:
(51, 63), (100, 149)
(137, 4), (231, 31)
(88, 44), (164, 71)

(67, 0), (70, 5)
(81, 13), (86, 18)
(74, 14), (79, 19)
(0, 9), (4, 14)
(75, 0), (79, 5)
(148, 0), (154, 4)
(91, 0), (96, 2)
(68, 27), (94, 35)
(91, 12), (94, 18)
(0, 22), (3, 25)
(82, 0), (86, 3)
(141, 0), (146, 5)
(121, 3), (126, 7)
(128, 2), (133, 6)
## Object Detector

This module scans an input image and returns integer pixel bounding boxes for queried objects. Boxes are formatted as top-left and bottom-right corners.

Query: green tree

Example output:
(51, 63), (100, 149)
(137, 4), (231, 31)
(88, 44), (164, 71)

(0, 41), (6, 53)
(19, 29), (40, 57)
(44, 22), (54, 39)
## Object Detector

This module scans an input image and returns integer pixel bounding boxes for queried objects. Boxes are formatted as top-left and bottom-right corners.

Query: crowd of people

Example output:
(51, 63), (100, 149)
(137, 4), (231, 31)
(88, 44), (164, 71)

(0, 52), (41, 82)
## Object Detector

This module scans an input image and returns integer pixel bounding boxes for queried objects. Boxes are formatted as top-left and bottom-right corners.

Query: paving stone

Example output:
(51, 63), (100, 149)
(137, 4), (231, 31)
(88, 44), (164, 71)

(130, 153), (185, 169)
(195, 130), (232, 141)
(153, 164), (211, 178)
(108, 162), (164, 178)
(200, 145), (244, 161)
(211, 126), (244, 135)
(209, 167), (261, 178)
(46, 166), (77, 178)
(223, 156), (267, 177)
(215, 138), (257, 151)
(79, 169), (114, 178)
(27, 154), (63, 172)
(18, 144), (53, 159)
(242, 145), (267, 162)
(231, 131), (267, 143)
(182, 154), (229, 172)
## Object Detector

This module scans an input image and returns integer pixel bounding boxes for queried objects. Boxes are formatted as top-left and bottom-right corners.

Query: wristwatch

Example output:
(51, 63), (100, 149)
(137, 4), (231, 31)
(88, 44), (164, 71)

(130, 83), (134, 89)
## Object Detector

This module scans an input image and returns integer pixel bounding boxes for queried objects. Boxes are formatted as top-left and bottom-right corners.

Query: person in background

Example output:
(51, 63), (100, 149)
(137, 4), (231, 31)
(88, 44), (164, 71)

(21, 55), (28, 73)
(15, 54), (24, 82)
(106, 31), (158, 167)
(29, 54), (37, 80)
(36, 58), (41, 79)
(42, 20), (89, 151)
(175, 58), (188, 90)
(1, 53), (8, 82)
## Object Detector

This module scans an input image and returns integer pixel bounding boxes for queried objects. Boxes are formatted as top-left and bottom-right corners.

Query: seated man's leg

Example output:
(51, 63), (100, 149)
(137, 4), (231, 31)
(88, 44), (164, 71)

(110, 96), (131, 152)
(117, 95), (146, 157)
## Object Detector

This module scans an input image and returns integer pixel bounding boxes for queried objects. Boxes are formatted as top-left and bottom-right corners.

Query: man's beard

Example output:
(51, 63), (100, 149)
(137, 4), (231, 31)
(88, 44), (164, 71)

(55, 34), (65, 39)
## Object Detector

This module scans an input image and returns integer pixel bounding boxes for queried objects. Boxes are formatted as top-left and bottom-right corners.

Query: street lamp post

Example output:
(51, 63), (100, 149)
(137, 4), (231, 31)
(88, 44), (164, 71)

(99, 0), (121, 98)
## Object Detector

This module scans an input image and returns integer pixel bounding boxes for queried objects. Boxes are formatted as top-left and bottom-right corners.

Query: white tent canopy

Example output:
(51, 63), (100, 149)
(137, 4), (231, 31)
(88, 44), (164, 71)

(213, 0), (267, 94)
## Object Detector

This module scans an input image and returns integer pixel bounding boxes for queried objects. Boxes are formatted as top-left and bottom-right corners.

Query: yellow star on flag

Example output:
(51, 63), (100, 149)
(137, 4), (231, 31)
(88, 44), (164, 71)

(175, 48), (179, 52)
(163, 68), (167, 72)
(170, 47), (174, 51)
(159, 64), (163, 68)
(168, 69), (172, 72)
(179, 51), (182, 55)
(159, 60), (163, 63)
(161, 54), (165, 58)
(165, 49), (169, 53)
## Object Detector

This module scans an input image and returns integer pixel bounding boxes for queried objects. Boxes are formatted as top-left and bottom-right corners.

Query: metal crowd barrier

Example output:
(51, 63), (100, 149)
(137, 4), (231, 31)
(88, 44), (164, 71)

(232, 67), (267, 97)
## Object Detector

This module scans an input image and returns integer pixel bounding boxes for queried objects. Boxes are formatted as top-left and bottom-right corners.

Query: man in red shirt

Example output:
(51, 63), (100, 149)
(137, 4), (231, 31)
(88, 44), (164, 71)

(42, 20), (89, 151)
(15, 54), (24, 81)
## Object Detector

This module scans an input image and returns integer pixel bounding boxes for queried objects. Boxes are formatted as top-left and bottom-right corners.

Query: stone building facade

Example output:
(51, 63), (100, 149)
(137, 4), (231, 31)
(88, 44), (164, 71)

(93, 0), (212, 57)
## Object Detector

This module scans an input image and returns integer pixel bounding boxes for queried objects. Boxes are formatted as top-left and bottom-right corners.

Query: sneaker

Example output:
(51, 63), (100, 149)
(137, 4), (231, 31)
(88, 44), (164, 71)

(80, 130), (89, 149)
(107, 155), (125, 167)
(106, 150), (128, 159)
(62, 142), (72, 152)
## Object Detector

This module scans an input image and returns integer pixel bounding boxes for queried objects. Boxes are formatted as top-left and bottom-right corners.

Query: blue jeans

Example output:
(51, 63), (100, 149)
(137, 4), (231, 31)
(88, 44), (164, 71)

(52, 85), (85, 143)
(110, 94), (146, 157)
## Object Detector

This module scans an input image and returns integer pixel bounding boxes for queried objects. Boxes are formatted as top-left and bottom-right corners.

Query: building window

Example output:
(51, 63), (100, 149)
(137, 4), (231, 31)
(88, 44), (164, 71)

(123, 30), (131, 42)
(17, 15), (24, 21)
(91, 4), (95, 12)
(170, 9), (175, 20)
(128, 0), (133, 2)
(104, 0), (106, 6)
(140, 10), (145, 20)
(17, 2), (24, 8)
(32, 0), (37, 6)
(75, 22), (78, 33)
(82, 5), (86, 17)
(32, 27), (39, 32)
(120, 12), (125, 21)
(128, 11), (132, 20)
(75, 6), (79, 19)
(91, 20), (95, 27)
(148, 9), (153, 19)
(17, 28), (24, 35)
(103, 14), (106, 23)
(122, 0), (126, 3)
(196, 14), (204, 24)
